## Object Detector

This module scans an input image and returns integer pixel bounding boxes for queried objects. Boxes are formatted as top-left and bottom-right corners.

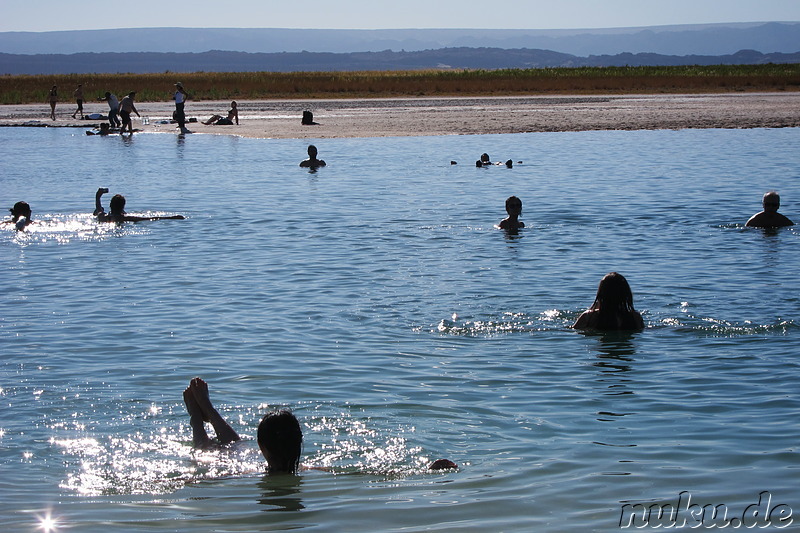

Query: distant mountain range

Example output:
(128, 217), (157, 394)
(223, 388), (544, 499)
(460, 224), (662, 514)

(1, 22), (799, 74)
(2, 22), (799, 56)
(2, 48), (799, 75)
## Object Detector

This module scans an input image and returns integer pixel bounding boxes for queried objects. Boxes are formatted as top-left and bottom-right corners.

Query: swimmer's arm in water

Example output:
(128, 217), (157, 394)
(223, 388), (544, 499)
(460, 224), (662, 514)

(121, 214), (186, 221)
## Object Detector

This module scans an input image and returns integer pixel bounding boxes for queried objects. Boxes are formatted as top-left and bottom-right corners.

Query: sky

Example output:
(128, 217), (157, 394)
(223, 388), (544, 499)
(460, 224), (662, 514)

(2, 0), (800, 32)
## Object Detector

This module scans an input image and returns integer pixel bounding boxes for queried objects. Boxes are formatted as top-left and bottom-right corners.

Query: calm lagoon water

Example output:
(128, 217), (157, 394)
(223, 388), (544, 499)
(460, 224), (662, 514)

(1, 126), (799, 532)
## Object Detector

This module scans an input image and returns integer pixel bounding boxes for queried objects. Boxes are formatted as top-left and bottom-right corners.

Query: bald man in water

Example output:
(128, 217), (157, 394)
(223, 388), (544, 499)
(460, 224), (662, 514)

(746, 191), (794, 228)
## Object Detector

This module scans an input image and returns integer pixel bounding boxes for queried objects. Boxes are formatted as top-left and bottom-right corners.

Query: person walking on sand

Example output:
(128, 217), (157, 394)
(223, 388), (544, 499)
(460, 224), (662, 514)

(745, 191), (794, 228)
(71, 84), (85, 119)
(118, 92), (140, 134)
(47, 85), (58, 120)
(173, 82), (190, 133)
(100, 91), (121, 128)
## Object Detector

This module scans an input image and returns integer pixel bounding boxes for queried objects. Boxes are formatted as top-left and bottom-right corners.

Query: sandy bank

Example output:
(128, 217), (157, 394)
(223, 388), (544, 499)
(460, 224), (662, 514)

(2, 93), (799, 138)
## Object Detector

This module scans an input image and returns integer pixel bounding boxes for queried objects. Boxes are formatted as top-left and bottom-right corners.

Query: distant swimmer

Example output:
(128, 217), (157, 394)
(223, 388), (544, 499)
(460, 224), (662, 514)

(476, 153), (513, 168)
(573, 272), (645, 331)
(498, 195), (525, 231)
(299, 145), (326, 168)
(4, 201), (33, 231)
(184, 377), (457, 474)
(745, 191), (794, 228)
(94, 187), (185, 222)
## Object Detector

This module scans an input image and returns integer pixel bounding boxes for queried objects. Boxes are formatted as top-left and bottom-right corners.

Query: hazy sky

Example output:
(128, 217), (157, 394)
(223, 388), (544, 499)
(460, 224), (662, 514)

(3, 0), (800, 32)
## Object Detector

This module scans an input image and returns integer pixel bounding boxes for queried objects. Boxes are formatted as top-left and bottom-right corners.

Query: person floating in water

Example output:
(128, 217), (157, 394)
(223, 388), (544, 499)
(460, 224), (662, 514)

(184, 377), (303, 474)
(299, 145), (326, 168)
(498, 196), (525, 231)
(476, 153), (513, 168)
(745, 191), (794, 228)
(183, 377), (457, 474)
(94, 187), (185, 222)
(202, 101), (239, 125)
(573, 272), (645, 331)
(5, 201), (33, 231)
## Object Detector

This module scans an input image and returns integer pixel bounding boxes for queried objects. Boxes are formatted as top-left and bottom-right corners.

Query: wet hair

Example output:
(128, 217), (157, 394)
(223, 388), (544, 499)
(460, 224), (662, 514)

(307, 145), (318, 158)
(589, 272), (640, 330)
(10, 201), (31, 222)
(505, 196), (522, 216)
(480, 153), (490, 163)
(257, 410), (303, 474)
(109, 194), (126, 215)
(763, 191), (780, 205)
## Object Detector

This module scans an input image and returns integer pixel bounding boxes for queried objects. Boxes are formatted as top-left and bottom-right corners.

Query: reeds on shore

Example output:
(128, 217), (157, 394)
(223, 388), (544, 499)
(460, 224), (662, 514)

(1, 64), (799, 104)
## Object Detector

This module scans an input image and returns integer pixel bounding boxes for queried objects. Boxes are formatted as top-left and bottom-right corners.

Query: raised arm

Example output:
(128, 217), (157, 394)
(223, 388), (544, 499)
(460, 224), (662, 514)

(93, 187), (108, 216)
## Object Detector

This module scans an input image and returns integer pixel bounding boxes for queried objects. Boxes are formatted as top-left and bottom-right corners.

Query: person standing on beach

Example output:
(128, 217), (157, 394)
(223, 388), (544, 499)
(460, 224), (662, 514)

(745, 191), (795, 228)
(71, 84), (85, 119)
(173, 82), (189, 133)
(100, 91), (121, 128)
(118, 92), (140, 134)
(47, 85), (58, 120)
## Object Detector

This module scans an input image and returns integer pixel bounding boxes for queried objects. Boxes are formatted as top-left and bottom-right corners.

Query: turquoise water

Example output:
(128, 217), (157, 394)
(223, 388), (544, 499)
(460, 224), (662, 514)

(1, 126), (799, 532)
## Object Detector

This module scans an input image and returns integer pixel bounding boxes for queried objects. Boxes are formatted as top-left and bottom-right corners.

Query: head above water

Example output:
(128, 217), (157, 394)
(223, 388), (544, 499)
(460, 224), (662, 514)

(505, 196), (522, 217)
(10, 201), (31, 221)
(109, 194), (126, 215)
(763, 191), (781, 212)
(593, 272), (636, 312)
(480, 153), (490, 163)
(307, 145), (318, 158)
(257, 410), (303, 474)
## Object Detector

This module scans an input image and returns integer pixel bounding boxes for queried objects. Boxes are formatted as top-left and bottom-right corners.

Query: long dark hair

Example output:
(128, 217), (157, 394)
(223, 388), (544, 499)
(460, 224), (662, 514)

(589, 272), (640, 330)
(257, 410), (303, 474)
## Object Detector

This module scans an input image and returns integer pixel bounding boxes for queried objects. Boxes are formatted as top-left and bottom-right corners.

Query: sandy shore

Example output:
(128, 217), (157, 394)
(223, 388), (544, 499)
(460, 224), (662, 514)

(1, 93), (799, 138)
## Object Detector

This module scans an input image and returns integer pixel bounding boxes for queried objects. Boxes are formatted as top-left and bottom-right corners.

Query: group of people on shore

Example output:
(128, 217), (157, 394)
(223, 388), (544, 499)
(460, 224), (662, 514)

(48, 82), (247, 135)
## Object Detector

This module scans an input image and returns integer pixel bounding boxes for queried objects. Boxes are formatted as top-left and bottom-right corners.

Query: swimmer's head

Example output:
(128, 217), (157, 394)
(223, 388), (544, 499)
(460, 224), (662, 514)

(231, 101), (237, 108)
(10, 201), (31, 221)
(505, 196), (522, 217)
(307, 145), (318, 158)
(480, 153), (490, 163)
(257, 410), (303, 474)
(594, 272), (635, 312)
(763, 191), (781, 212)
(109, 194), (126, 215)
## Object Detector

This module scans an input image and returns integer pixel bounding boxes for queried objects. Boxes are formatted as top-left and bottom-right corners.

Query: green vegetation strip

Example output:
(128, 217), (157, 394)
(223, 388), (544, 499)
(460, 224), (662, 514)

(2, 65), (799, 104)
